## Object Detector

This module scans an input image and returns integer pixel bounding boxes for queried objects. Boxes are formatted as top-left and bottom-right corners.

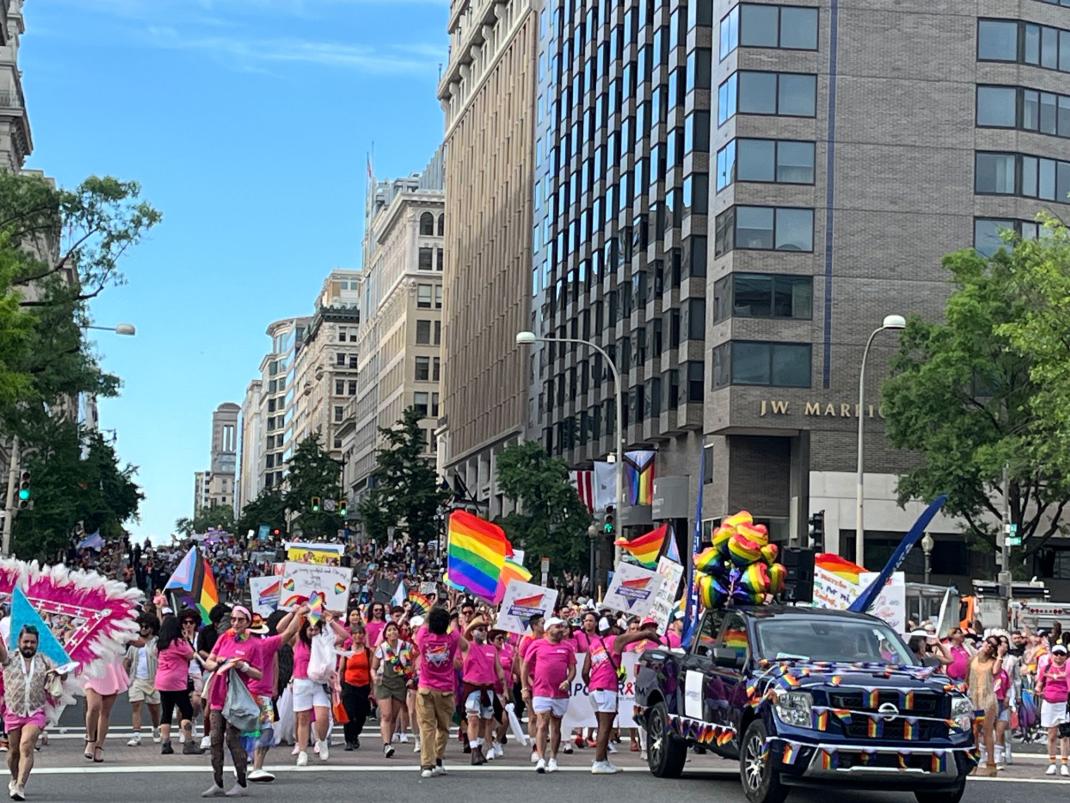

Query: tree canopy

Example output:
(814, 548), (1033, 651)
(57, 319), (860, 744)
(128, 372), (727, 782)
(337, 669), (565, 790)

(176, 504), (236, 537)
(284, 434), (345, 539)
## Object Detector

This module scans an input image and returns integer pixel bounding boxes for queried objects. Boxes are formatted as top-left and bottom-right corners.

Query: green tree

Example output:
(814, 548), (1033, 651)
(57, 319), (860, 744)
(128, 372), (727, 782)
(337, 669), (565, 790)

(357, 406), (448, 544)
(495, 441), (591, 575)
(882, 224), (1070, 561)
(284, 434), (344, 539)
(236, 488), (289, 539)
(176, 504), (236, 537)
(12, 422), (143, 560)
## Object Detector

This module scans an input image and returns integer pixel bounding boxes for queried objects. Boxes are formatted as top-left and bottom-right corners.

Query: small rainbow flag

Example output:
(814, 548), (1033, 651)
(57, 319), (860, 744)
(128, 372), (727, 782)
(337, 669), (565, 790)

(903, 690), (916, 710)
(308, 592), (324, 626)
(197, 558), (219, 626)
(782, 744), (797, 765)
(615, 523), (669, 568)
(864, 689), (880, 709)
(813, 710), (829, 731)
(334, 581), (347, 594)
(930, 752), (947, 773)
(897, 753), (909, 771)
(903, 718), (918, 741)
(447, 510), (514, 601)
(623, 450), (656, 506)
(820, 750), (836, 770)
(866, 716), (883, 738)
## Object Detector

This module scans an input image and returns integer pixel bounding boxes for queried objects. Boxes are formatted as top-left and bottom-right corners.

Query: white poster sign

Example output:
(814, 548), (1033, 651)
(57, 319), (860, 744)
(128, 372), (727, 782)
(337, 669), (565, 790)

(860, 571), (907, 633)
(603, 563), (662, 617)
(649, 557), (684, 634)
(812, 566), (857, 611)
(495, 581), (558, 635)
(249, 576), (281, 617)
(562, 651), (638, 729)
(281, 561), (353, 612)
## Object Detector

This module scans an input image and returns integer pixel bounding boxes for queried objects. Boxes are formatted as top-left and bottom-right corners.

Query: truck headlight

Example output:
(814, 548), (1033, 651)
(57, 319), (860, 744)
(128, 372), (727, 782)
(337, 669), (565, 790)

(950, 695), (974, 732)
(774, 690), (813, 728)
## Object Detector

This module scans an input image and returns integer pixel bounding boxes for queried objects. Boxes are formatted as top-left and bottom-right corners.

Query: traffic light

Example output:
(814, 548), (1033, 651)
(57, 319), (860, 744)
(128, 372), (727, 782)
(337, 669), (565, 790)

(602, 506), (615, 536)
(807, 510), (825, 551)
(271, 528), (281, 537)
(337, 499), (348, 518)
(17, 471), (31, 510)
(310, 496), (321, 512)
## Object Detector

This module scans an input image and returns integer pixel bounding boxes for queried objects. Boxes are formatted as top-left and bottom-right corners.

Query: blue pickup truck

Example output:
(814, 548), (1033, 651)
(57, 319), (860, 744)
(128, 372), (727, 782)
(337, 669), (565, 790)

(635, 606), (976, 803)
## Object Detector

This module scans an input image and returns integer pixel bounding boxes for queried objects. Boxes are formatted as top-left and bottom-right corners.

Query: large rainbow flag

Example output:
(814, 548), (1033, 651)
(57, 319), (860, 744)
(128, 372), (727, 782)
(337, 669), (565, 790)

(447, 510), (514, 602)
(165, 547), (220, 625)
(615, 523), (669, 568)
(624, 450), (656, 506)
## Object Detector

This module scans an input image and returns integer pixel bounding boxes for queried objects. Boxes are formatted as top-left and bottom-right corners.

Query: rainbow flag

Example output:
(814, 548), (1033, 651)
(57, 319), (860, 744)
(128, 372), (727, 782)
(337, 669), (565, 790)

(815, 553), (866, 581)
(615, 523), (668, 568)
(196, 557), (219, 626)
(307, 591), (324, 626)
(447, 510), (514, 602)
(408, 590), (433, 617)
(493, 557), (533, 604)
(623, 450), (656, 506)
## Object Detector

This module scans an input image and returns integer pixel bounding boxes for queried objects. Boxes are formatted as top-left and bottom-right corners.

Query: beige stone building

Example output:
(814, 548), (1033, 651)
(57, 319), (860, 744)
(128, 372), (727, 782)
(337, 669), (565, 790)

(437, 0), (536, 517)
(190, 402), (240, 517)
(340, 154), (444, 511)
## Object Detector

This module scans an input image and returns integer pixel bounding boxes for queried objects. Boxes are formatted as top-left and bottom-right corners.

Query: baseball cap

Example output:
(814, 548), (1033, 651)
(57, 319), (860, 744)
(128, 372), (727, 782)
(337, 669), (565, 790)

(545, 617), (566, 628)
(1053, 644), (1068, 655)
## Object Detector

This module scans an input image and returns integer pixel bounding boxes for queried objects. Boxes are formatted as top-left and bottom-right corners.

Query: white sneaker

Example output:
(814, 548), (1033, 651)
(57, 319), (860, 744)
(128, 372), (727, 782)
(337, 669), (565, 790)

(420, 769), (433, 779)
(291, 744), (300, 756)
(246, 769), (274, 783)
(547, 758), (559, 773)
(224, 785), (247, 798)
(530, 750), (540, 764)
(1046, 763), (1057, 776)
(432, 762), (447, 776)
(414, 740), (421, 753)
(10, 783), (23, 802)
(535, 758), (546, 773)
(152, 727), (161, 744)
(7, 780), (14, 797)
(606, 760), (623, 773)
(127, 734), (142, 746)
(392, 732), (401, 743)
(316, 740), (329, 761)
(592, 760), (616, 774)
(200, 785), (225, 799)
(200, 736), (212, 750)
(639, 750), (648, 761)
(1062, 764), (1070, 777)
(296, 751), (308, 767)
(607, 741), (618, 754)
(485, 744), (495, 762)
(400, 732), (409, 744)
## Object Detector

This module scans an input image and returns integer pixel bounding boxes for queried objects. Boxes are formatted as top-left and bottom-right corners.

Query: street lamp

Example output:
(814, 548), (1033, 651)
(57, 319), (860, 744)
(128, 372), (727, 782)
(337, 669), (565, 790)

(855, 314), (906, 568)
(516, 330), (625, 567)
(921, 532), (935, 585)
(84, 323), (136, 336)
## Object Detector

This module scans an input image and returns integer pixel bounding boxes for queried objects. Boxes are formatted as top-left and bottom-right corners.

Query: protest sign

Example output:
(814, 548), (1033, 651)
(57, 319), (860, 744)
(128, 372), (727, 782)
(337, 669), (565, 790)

(812, 566), (858, 610)
(649, 557), (684, 634)
(495, 581), (558, 635)
(281, 561), (353, 611)
(602, 563), (661, 617)
(562, 651), (638, 729)
(249, 576), (281, 616)
(860, 571), (906, 633)
(284, 541), (345, 565)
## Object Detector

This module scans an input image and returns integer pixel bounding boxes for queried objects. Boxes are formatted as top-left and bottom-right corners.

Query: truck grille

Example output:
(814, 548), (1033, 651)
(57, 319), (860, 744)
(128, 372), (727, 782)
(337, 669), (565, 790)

(827, 690), (942, 717)
(842, 717), (948, 741)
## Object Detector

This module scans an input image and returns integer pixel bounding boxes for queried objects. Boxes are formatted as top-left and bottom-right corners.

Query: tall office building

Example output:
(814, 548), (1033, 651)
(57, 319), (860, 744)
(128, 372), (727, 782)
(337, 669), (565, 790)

(533, 1), (1070, 585)
(237, 379), (263, 512)
(340, 153), (445, 508)
(191, 402), (239, 516)
(438, 0), (537, 517)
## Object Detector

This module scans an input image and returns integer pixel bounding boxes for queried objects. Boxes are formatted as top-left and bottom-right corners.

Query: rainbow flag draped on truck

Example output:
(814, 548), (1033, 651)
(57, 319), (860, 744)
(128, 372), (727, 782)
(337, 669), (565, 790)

(447, 510), (514, 602)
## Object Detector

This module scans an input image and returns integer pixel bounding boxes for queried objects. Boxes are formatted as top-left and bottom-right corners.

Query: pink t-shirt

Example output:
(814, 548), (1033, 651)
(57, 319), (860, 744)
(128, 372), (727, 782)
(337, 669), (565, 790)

(248, 635), (283, 697)
(155, 639), (195, 692)
(587, 635), (619, 692)
(462, 642), (499, 686)
(994, 668), (1010, 702)
(365, 620), (386, 648)
(665, 631), (682, 649)
(415, 628), (461, 692)
(292, 639), (311, 681)
(526, 638), (576, 699)
(946, 645), (971, 681)
(1039, 662), (1069, 704)
(208, 632), (259, 710)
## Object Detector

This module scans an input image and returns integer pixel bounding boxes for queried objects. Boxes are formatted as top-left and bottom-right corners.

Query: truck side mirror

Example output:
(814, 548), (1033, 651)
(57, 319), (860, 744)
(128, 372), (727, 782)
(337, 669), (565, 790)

(712, 647), (745, 670)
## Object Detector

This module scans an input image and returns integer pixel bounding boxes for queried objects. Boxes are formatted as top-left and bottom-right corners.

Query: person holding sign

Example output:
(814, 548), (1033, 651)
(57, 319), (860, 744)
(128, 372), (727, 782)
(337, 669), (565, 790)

(520, 617), (576, 774)
(460, 617), (504, 765)
(583, 620), (659, 774)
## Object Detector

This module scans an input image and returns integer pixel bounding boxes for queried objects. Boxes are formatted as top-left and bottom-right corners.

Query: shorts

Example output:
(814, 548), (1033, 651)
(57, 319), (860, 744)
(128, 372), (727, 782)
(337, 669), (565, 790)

(159, 688), (194, 724)
(996, 701), (1010, 723)
(292, 678), (332, 712)
(3, 711), (45, 732)
(464, 690), (495, 719)
(532, 696), (569, 719)
(129, 678), (161, 704)
(1041, 700), (1069, 729)
(590, 689), (618, 714)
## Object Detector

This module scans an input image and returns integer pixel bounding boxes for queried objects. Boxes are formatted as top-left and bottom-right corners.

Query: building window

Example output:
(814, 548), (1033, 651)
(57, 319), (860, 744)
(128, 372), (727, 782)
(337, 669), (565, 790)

(975, 86), (1017, 128)
(336, 352), (347, 366)
(715, 206), (815, 255)
(973, 217), (1043, 257)
(436, 248), (444, 271)
(712, 341), (812, 387)
(720, 3), (819, 59)
(434, 285), (443, 309)
(419, 212), (435, 235)
(416, 319), (432, 344)
(414, 391), (430, 416)
(432, 357), (441, 381)
(437, 213), (444, 236)
(977, 18), (1070, 73)
(718, 71), (817, 125)
(348, 380), (357, 395)
(418, 247), (434, 270)
(975, 151), (1070, 202)
(334, 405), (344, 422)
(716, 138), (815, 190)
(713, 273), (813, 322)
(976, 85), (1070, 138)
(417, 284), (433, 308)
(335, 380), (344, 395)
(415, 356), (430, 381)
(687, 361), (705, 402)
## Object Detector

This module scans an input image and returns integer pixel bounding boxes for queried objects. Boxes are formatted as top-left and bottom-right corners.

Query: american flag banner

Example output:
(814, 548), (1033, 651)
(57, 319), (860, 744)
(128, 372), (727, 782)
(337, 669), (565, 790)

(569, 470), (595, 512)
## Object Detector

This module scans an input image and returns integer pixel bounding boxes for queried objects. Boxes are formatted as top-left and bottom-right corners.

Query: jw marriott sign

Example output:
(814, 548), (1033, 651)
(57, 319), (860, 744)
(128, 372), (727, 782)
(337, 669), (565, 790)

(758, 400), (886, 418)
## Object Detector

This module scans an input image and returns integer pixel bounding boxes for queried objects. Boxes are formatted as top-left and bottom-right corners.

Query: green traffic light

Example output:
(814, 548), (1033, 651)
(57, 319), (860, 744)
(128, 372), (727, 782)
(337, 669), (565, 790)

(17, 489), (30, 501)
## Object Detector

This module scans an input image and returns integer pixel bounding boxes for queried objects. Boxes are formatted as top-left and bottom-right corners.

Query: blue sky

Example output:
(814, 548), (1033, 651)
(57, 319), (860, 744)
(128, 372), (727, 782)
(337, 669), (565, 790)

(21, 0), (449, 541)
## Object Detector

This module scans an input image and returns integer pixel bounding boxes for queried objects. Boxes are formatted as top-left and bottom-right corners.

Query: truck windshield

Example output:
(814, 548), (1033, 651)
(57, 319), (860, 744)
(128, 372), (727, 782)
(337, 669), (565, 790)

(754, 618), (915, 665)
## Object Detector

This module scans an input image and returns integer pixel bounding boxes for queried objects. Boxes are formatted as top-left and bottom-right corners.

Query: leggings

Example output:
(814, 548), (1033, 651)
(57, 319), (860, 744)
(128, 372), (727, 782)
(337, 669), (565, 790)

(341, 682), (371, 744)
(209, 711), (247, 788)
(160, 689), (194, 726)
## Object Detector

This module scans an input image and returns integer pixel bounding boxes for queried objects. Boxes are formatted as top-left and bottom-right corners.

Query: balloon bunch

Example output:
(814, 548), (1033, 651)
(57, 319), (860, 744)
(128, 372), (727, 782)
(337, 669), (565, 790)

(694, 511), (786, 608)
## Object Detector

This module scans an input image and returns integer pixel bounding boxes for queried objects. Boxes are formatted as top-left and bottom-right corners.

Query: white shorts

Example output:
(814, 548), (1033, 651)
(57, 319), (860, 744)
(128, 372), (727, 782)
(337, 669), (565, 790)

(1040, 700), (1068, 729)
(292, 678), (331, 712)
(589, 690), (618, 714)
(464, 690), (495, 719)
(532, 696), (568, 718)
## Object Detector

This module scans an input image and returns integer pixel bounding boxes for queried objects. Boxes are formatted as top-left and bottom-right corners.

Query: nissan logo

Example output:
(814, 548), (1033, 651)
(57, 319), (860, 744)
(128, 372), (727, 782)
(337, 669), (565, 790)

(878, 702), (899, 721)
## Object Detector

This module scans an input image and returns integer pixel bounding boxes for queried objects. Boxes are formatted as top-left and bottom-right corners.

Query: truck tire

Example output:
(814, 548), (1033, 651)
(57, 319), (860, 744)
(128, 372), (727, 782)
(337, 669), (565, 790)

(914, 780), (966, 803)
(646, 702), (686, 778)
(740, 720), (788, 803)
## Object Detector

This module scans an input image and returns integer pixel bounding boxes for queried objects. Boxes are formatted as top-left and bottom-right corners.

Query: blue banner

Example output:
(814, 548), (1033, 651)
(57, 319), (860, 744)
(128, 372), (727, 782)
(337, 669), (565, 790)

(681, 443), (707, 649)
(848, 495), (948, 615)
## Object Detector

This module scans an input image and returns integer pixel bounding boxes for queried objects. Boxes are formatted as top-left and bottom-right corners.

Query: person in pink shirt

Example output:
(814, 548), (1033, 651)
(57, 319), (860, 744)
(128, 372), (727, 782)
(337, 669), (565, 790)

(490, 629), (515, 753)
(154, 614), (205, 756)
(945, 628), (972, 681)
(1037, 643), (1070, 776)
(365, 602), (387, 647)
(201, 605), (262, 798)
(583, 619), (658, 774)
(460, 617), (504, 765)
(518, 614), (546, 752)
(520, 617), (576, 774)
(413, 606), (466, 778)
(245, 607), (303, 783)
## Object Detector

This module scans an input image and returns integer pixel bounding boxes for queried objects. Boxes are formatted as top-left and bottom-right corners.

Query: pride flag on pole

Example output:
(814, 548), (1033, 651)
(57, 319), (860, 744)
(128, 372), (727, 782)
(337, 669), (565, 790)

(447, 510), (514, 602)
(615, 523), (669, 568)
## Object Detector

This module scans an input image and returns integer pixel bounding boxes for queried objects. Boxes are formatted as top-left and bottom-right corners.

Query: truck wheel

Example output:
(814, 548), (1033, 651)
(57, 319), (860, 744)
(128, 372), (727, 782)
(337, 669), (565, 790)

(646, 702), (686, 778)
(914, 780), (966, 803)
(740, 720), (788, 803)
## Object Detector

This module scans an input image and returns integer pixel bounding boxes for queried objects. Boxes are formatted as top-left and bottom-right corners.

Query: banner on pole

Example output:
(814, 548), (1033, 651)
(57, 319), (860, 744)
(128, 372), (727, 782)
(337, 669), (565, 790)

(494, 581), (558, 635)
(603, 563), (662, 617)
(284, 541), (345, 565)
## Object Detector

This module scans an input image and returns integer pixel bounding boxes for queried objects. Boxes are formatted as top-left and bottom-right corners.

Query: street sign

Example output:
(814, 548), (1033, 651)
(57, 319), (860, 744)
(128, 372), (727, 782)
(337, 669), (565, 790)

(1007, 523), (1021, 546)
(323, 499), (337, 512)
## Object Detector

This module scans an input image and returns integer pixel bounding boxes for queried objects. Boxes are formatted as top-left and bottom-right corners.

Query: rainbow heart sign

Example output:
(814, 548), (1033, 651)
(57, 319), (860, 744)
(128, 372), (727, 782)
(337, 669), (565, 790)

(603, 562), (663, 616)
(280, 561), (352, 613)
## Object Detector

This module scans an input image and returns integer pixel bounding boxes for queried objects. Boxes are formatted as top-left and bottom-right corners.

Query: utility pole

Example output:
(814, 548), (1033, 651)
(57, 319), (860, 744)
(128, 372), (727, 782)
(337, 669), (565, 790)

(2, 436), (20, 557)
(998, 463), (1012, 626)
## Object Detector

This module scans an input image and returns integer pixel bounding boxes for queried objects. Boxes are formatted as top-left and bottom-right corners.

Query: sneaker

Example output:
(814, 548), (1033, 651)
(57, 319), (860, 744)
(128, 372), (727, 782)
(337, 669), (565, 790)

(547, 758), (559, 773)
(316, 740), (329, 761)
(1046, 763), (1057, 776)
(562, 742), (573, 754)
(152, 727), (162, 744)
(127, 734), (142, 747)
(1062, 764), (1070, 777)
(639, 750), (648, 761)
(183, 741), (206, 756)
(530, 750), (540, 764)
(353, 738), (360, 750)
(433, 759), (446, 776)
(10, 784), (24, 802)
(392, 732), (401, 743)
(247, 769), (274, 783)
(485, 743), (497, 761)
(296, 751), (308, 767)
(200, 736), (212, 750)
(493, 743), (504, 759)
(606, 761), (623, 773)
(414, 740), (421, 753)
(420, 769), (433, 779)
(7, 781), (14, 797)
(161, 741), (174, 755)
(224, 785), (247, 798)
(384, 744), (395, 758)
(291, 744), (300, 756)
(592, 760), (616, 775)
(400, 732), (409, 743)
(535, 758), (546, 773)
(607, 741), (618, 754)
(200, 785), (225, 799)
